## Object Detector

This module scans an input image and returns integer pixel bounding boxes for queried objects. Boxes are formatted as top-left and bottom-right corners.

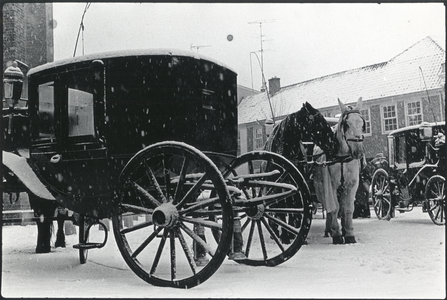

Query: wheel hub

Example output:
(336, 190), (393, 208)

(246, 204), (265, 220)
(152, 203), (179, 228)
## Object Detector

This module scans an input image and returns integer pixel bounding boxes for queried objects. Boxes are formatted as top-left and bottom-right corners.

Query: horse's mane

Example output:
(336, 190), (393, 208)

(264, 102), (338, 160)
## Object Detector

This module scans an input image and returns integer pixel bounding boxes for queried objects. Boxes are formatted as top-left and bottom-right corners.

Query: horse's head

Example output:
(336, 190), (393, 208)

(336, 97), (365, 159)
(301, 102), (338, 157)
(264, 102), (338, 160)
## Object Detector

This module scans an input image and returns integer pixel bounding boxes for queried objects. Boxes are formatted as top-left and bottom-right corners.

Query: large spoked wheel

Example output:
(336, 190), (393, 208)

(222, 151), (312, 267)
(425, 175), (445, 225)
(371, 168), (392, 220)
(112, 141), (233, 289)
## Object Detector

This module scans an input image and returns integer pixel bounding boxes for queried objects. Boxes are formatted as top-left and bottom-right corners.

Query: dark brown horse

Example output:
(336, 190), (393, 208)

(264, 102), (338, 243)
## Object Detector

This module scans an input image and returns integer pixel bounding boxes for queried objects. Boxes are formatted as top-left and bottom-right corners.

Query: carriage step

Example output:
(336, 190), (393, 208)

(73, 242), (105, 250)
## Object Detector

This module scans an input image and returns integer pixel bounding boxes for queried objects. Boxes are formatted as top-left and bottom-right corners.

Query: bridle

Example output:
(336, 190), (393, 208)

(340, 109), (365, 143)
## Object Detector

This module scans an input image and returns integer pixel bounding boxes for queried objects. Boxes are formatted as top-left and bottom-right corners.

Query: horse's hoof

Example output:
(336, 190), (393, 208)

(35, 246), (51, 253)
(55, 240), (66, 248)
(324, 231), (331, 237)
(332, 236), (344, 244)
(345, 236), (357, 244)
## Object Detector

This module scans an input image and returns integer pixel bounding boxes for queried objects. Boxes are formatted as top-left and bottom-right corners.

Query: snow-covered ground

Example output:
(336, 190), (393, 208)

(2, 207), (445, 299)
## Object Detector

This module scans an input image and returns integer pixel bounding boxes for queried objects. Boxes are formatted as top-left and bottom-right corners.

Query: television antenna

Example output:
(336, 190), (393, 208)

(190, 44), (211, 53)
(249, 19), (275, 90)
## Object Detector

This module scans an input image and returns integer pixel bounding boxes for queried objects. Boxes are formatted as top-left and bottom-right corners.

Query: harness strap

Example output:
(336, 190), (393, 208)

(337, 161), (345, 202)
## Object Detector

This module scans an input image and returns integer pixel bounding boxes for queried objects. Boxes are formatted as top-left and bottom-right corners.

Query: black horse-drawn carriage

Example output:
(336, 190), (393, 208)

(2, 50), (313, 288)
(371, 121), (445, 225)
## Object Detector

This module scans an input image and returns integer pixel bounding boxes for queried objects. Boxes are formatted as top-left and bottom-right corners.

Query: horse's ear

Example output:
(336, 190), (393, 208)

(354, 97), (363, 110)
(338, 98), (347, 113)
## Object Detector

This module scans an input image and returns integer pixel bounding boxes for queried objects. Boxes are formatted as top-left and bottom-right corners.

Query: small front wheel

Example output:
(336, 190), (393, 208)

(371, 169), (392, 220)
(425, 175), (445, 225)
(78, 215), (89, 264)
(112, 141), (233, 288)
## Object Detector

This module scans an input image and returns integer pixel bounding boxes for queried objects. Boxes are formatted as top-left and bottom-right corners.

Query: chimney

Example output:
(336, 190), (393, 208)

(268, 77), (280, 96)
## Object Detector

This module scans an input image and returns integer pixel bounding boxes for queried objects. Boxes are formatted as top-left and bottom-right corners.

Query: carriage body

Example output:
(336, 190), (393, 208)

(3, 50), (313, 288)
(26, 50), (238, 218)
(371, 121), (445, 224)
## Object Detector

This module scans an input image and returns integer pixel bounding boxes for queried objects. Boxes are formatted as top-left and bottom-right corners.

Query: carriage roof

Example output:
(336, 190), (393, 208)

(388, 121), (445, 136)
(27, 48), (236, 76)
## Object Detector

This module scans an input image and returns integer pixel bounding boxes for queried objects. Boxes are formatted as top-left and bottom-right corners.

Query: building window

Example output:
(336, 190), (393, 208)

(382, 105), (397, 133)
(254, 127), (264, 150)
(406, 101), (422, 126)
(360, 108), (371, 135)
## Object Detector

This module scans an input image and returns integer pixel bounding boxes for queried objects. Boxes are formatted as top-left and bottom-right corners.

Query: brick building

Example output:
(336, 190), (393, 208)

(238, 36), (445, 159)
(3, 2), (54, 99)
(2, 3), (54, 214)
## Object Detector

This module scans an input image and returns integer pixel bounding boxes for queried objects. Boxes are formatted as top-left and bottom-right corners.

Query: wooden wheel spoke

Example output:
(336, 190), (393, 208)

(256, 220), (268, 261)
(241, 216), (251, 233)
(144, 160), (168, 204)
(178, 222), (215, 257)
(131, 226), (163, 259)
(173, 157), (189, 205)
(179, 196), (221, 215)
(264, 207), (304, 214)
(176, 228), (197, 275)
(170, 230), (176, 280)
(121, 220), (153, 234)
(120, 203), (154, 214)
(260, 217), (285, 252)
(263, 213), (300, 236)
(150, 228), (168, 275)
(175, 174), (208, 209)
(179, 216), (222, 230)
(131, 182), (161, 207)
(245, 220), (256, 257)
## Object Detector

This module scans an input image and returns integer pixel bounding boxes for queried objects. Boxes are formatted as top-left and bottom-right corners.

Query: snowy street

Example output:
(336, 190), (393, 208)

(2, 207), (445, 299)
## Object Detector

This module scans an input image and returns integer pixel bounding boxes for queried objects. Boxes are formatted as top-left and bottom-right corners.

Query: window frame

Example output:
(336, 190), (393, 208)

(253, 126), (264, 150)
(381, 104), (398, 134)
(360, 108), (372, 136)
(406, 100), (423, 127)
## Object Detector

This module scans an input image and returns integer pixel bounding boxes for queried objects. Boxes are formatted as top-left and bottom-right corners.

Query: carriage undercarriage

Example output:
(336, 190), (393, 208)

(3, 141), (312, 288)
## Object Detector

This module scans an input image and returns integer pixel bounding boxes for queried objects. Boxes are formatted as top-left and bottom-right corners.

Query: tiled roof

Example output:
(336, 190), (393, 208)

(238, 36), (445, 124)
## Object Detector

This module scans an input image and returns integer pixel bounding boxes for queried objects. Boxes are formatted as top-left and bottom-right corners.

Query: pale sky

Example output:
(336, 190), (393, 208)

(52, 2), (445, 90)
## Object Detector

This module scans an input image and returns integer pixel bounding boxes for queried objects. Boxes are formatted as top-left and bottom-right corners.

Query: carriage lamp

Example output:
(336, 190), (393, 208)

(3, 61), (24, 108)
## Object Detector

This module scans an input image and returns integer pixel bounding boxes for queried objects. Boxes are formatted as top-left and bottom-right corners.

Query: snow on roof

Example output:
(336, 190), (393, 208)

(239, 36), (445, 124)
(28, 48), (236, 76)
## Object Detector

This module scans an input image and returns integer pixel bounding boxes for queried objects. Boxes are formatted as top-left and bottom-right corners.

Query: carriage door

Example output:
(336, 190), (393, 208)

(31, 61), (109, 200)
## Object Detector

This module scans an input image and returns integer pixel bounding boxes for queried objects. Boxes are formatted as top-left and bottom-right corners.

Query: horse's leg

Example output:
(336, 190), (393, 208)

(340, 181), (357, 244)
(327, 209), (343, 244)
(55, 208), (66, 248)
(29, 194), (57, 253)
(324, 213), (331, 237)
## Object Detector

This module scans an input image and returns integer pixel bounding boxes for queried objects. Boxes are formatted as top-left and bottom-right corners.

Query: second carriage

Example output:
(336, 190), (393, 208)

(370, 121), (445, 225)
(3, 50), (313, 288)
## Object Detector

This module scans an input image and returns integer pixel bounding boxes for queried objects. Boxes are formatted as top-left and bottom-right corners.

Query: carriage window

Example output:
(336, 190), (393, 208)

(395, 135), (406, 165)
(38, 82), (55, 138)
(68, 88), (94, 137)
